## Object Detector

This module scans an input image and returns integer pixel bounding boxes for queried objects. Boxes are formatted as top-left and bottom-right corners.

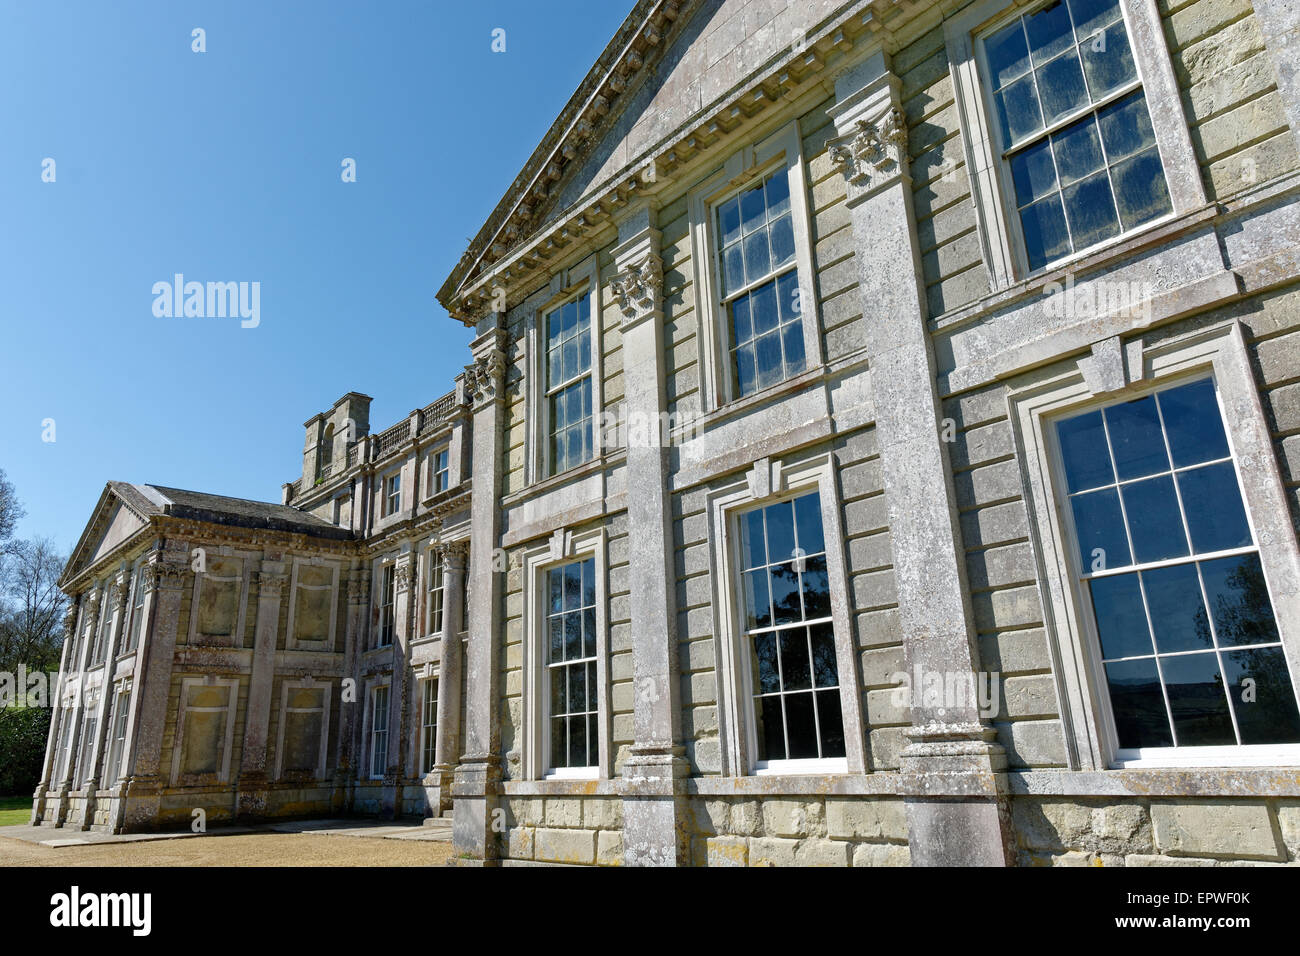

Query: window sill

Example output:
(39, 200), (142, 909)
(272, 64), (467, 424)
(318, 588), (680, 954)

(1109, 744), (1300, 770)
(755, 757), (849, 776)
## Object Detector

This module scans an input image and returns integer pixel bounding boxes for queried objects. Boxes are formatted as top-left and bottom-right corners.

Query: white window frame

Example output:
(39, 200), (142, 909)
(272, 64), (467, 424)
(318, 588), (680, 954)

(1011, 321), (1300, 769)
(187, 551), (252, 648)
(688, 121), (823, 413)
(425, 548), (445, 637)
(419, 676), (439, 776)
(430, 446), (450, 495)
(170, 677), (240, 785)
(706, 452), (866, 776)
(104, 682), (131, 785)
(373, 561), (396, 649)
(699, 453), (867, 775)
(274, 679), (332, 779)
(73, 688), (100, 786)
(382, 470), (402, 517)
(524, 255), (603, 484)
(520, 527), (610, 780)
(366, 681), (391, 781)
(122, 562), (146, 656)
(945, 0), (1205, 290)
(91, 585), (111, 666)
(285, 557), (341, 651)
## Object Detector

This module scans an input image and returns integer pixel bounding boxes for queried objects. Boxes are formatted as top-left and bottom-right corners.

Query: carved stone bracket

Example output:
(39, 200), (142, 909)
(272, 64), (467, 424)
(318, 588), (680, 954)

(462, 332), (508, 408)
(346, 570), (371, 605)
(394, 560), (413, 594)
(148, 563), (188, 592)
(828, 107), (908, 192)
(611, 251), (663, 326)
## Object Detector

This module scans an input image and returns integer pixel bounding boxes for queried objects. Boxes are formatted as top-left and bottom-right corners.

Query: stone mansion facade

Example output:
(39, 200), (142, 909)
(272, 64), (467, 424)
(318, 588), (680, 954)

(32, 0), (1300, 865)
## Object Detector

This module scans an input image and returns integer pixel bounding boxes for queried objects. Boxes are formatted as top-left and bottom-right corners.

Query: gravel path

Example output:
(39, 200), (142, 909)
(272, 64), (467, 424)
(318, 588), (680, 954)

(0, 831), (454, 867)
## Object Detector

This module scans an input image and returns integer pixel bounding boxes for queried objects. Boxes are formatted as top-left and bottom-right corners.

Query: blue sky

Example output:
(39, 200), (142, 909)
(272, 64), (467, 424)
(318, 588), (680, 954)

(0, 0), (632, 554)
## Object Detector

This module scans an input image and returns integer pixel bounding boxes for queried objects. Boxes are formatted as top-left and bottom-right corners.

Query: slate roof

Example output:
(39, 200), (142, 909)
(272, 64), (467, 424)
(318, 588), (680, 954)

(112, 481), (352, 540)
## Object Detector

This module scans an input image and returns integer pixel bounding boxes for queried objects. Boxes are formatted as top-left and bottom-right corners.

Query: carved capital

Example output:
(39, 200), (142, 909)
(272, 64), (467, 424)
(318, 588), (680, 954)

(256, 571), (288, 596)
(611, 251), (663, 325)
(147, 563), (187, 593)
(440, 540), (469, 573)
(394, 560), (413, 594)
(462, 333), (508, 408)
(347, 570), (371, 605)
(829, 107), (908, 192)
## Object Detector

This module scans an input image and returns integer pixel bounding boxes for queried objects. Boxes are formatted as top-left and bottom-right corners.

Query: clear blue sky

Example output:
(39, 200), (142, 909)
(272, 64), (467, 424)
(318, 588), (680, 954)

(0, 0), (632, 554)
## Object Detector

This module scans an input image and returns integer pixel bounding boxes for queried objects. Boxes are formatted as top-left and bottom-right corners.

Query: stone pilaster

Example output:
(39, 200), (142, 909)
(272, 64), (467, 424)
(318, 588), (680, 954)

(79, 569), (131, 829)
(428, 540), (467, 816)
(336, 565), (369, 813)
(1253, 0), (1300, 156)
(452, 320), (508, 863)
(829, 52), (1011, 866)
(236, 558), (287, 821)
(382, 549), (416, 818)
(611, 204), (690, 866)
(31, 600), (83, 826)
(120, 546), (190, 832)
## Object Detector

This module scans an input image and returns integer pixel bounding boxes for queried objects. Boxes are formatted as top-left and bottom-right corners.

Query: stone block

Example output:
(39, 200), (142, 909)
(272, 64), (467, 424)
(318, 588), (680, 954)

(596, 829), (623, 866)
(706, 835), (748, 867)
(507, 826), (534, 861)
(544, 797), (582, 828)
(748, 837), (799, 866)
(794, 839), (851, 867)
(762, 798), (823, 838)
(851, 842), (911, 867)
(826, 798), (909, 841)
(1150, 801), (1283, 860)
(534, 827), (597, 865)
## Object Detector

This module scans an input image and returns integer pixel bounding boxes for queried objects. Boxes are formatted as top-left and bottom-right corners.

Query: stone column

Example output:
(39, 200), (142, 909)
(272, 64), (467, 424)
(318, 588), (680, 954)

(452, 321), (508, 863)
(55, 586), (99, 827)
(335, 565), (369, 814)
(121, 544), (190, 832)
(110, 554), (163, 832)
(829, 51), (1011, 866)
(236, 557), (287, 821)
(31, 601), (82, 825)
(382, 548), (415, 819)
(1252, 0), (1300, 156)
(79, 569), (131, 829)
(428, 540), (467, 816)
(610, 204), (690, 866)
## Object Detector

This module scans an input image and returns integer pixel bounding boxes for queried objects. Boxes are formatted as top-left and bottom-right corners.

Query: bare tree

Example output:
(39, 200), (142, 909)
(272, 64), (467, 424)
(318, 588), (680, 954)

(0, 537), (68, 676)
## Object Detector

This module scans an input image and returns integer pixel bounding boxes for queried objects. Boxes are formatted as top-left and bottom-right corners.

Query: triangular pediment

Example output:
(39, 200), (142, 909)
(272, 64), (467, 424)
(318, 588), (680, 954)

(60, 483), (160, 587)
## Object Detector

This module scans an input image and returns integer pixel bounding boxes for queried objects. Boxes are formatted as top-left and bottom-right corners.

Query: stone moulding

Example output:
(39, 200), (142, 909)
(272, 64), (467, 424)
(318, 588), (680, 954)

(828, 107), (907, 193)
(610, 251), (663, 323)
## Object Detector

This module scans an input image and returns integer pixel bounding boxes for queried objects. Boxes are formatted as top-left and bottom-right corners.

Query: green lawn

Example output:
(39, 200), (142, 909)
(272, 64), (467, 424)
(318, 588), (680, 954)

(0, 796), (32, 826)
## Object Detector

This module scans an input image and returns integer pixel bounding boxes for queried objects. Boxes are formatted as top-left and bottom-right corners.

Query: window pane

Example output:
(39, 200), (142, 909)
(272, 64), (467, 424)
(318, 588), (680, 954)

(742, 508), (766, 570)
(743, 228), (770, 284)
(755, 695), (785, 760)
(1061, 169), (1119, 249)
(1090, 573), (1152, 659)
(1097, 90), (1155, 161)
(1158, 379), (1229, 468)
(1051, 115), (1105, 185)
(793, 493), (825, 555)
(583, 607), (597, 658)
(987, 20), (1031, 88)
(1057, 410), (1113, 492)
(1120, 475), (1188, 564)
(769, 214), (795, 267)
(1011, 139), (1058, 205)
(1020, 194), (1071, 270)
(1143, 563), (1212, 654)
(718, 197), (741, 246)
(740, 183), (765, 234)
(723, 243), (744, 295)
(996, 73), (1044, 148)
(1162, 653), (1235, 746)
(1105, 658), (1172, 748)
(1071, 487), (1131, 569)
(1110, 148), (1172, 230)
(782, 318), (806, 375)
(777, 270), (801, 323)
(783, 693), (819, 759)
(1025, 1), (1075, 65)
(765, 170), (790, 217)
(1177, 462), (1252, 553)
(765, 500), (796, 560)
(1080, 20), (1135, 99)
(751, 280), (778, 335)
(816, 690), (847, 758)
(743, 569), (771, 629)
(779, 629), (811, 690)
(756, 332), (783, 390)
(809, 622), (838, 688)
(568, 662), (587, 714)
(800, 554), (830, 620)
(1068, 0), (1123, 38)
(769, 563), (800, 626)
(732, 295), (752, 344)
(1200, 554), (1278, 648)
(1105, 396), (1167, 480)
(1222, 646), (1300, 744)
(753, 632), (781, 694)
(550, 717), (566, 768)
(735, 343), (757, 397)
(1036, 51), (1088, 124)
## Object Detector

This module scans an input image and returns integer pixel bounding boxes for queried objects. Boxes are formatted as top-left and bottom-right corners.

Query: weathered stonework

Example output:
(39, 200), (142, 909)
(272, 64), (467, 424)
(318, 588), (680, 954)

(36, 0), (1300, 866)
